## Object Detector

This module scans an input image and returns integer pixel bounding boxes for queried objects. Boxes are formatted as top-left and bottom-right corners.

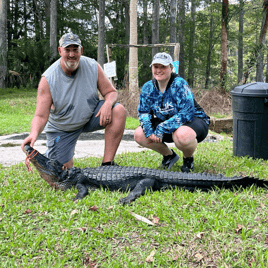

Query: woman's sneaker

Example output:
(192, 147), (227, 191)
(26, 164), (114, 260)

(181, 156), (194, 173)
(160, 149), (179, 169)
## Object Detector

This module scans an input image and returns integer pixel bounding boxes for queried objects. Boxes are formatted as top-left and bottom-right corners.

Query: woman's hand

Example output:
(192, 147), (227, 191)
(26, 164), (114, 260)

(148, 134), (162, 143)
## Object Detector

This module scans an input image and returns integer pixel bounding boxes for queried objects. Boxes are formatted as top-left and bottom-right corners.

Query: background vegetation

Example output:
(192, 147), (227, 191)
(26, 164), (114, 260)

(1, 0), (266, 91)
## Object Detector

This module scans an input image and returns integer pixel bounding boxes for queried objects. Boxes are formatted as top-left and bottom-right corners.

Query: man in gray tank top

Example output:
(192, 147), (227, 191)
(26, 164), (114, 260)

(21, 32), (126, 169)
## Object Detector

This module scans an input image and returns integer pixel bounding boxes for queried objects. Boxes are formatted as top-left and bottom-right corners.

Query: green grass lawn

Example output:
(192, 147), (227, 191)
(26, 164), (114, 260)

(0, 87), (140, 135)
(0, 88), (268, 267)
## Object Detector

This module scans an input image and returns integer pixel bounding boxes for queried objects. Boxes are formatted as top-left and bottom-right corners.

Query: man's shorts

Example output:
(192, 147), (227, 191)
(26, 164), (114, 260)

(151, 116), (209, 143)
(44, 100), (118, 164)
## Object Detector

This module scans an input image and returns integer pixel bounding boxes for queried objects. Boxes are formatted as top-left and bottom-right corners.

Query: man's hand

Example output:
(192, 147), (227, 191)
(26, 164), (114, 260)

(95, 101), (113, 127)
(21, 134), (38, 152)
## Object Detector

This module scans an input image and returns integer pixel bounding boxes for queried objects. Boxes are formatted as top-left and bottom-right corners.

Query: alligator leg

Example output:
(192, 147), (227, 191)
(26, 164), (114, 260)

(73, 183), (89, 201)
(119, 178), (156, 205)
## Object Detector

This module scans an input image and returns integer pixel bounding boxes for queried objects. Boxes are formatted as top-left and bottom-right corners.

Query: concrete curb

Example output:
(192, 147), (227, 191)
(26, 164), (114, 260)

(0, 130), (224, 167)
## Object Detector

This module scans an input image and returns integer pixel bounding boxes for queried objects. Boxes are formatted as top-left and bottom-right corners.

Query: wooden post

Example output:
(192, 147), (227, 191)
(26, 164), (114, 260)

(106, 44), (111, 63)
(105, 44), (114, 85)
(174, 43), (180, 61)
(129, 0), (139, 93)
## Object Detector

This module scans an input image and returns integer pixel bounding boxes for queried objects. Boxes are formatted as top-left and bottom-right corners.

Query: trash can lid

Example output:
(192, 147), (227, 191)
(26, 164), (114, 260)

(231, 82), (268, 97)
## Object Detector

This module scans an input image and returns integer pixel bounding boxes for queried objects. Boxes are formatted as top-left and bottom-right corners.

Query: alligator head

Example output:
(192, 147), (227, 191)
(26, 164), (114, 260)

(24, 145), (64, 190)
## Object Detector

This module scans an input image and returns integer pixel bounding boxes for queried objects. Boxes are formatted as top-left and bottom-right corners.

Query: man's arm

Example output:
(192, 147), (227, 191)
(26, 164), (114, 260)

(21, 77), (52, 151)
(95, 63), (118, 126)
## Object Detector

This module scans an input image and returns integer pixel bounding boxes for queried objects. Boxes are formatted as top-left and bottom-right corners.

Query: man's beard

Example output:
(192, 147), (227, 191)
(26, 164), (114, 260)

(64, 60), (79, 70)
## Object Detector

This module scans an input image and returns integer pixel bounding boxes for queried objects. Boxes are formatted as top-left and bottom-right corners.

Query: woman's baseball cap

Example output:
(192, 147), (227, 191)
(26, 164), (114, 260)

(150, 52), (173, 67)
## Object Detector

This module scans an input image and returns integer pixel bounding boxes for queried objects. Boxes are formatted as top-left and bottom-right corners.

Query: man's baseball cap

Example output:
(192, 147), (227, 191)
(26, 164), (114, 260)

(59, 32), (81, 48)
(150, 52), (173, 67)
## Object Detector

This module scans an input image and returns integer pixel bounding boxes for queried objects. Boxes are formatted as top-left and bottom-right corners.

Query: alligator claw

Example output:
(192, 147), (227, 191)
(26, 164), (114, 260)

(118, 197), (132, 206)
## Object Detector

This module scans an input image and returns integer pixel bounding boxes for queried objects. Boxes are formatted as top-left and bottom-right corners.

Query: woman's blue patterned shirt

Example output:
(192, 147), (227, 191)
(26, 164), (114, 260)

(138, 74), (210, 139)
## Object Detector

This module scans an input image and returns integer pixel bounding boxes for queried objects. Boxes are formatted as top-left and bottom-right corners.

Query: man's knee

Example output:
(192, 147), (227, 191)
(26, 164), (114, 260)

(113, 104), (127, 120)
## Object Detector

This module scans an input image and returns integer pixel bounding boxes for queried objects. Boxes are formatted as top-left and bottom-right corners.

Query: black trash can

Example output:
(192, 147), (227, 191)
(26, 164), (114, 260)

(231, 82), (268, 160)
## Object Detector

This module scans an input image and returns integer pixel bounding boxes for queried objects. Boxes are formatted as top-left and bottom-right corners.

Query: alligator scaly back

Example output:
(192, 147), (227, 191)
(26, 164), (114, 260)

(24, 145), (268, 205)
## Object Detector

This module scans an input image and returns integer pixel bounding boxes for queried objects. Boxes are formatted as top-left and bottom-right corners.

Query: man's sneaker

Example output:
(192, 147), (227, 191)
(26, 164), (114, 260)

(160, 149), (179, 169)
(181, 156), (194, 173)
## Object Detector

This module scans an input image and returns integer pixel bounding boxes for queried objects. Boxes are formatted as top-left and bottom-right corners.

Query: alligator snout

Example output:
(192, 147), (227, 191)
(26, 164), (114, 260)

(24, 144), (33, 155)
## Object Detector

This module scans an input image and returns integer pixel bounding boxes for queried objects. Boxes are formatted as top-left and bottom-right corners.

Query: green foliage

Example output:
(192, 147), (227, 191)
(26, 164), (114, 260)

(7, 38), (55, 88)
(3, 0), (266, 91)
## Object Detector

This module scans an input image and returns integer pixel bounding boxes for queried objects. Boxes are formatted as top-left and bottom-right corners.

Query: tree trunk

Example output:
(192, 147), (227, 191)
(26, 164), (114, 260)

(97, 0), (105, 67)
(23, 0), (27, 39)
(142, 0), (151, 83)
(256, 44), (264, 82)
(33, 0), (44, 40)
(205, 4), (214, 89)
(123, 0), (130, 44)
(237, 0), (244, 84)
(45, 0), (50, 38)
(266, 51), (268, 82)
(178, 0), (185, 78)
(256, 11), (267, 82)
(241, 0), (268, 84)
(50, 0), (57, 62)
(170, 0), (177, 58)
(187, 0), (196, 87)
(0, 0), (8, 88)
(152, 0), (160, 56)
(13, 0), (19, 39)
(129, 0), (138, 93)
(143, 0), (148, 45)
(220, 0), (228, 93)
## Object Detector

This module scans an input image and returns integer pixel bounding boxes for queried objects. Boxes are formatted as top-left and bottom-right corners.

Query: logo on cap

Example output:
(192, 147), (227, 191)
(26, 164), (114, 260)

(59, 33), (81, 48)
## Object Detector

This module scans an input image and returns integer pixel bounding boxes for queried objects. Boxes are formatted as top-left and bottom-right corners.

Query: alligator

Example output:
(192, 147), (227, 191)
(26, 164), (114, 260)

(24, 145), (267, 205)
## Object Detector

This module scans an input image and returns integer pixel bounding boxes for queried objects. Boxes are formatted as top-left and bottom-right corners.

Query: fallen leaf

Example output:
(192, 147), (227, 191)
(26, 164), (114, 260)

(129, 212), (154, 225)
(152, 216), (159, 224)
(174, 244), (183, 252)
(108, 206), (114, 210)
(235, 224), (244, 234)
(76, 227), (87, 232)
(24, 209), (31, 214)
(265, 234), (268, 244)
(172, 255), (178, 261)
(89, 205), (98, 211)
(88, 263), (97, 268)
(146, 250), (155, 262)
(195, 253), (204, 262)
(196, 232), (204, 239)
(70, 209), (78, 216)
